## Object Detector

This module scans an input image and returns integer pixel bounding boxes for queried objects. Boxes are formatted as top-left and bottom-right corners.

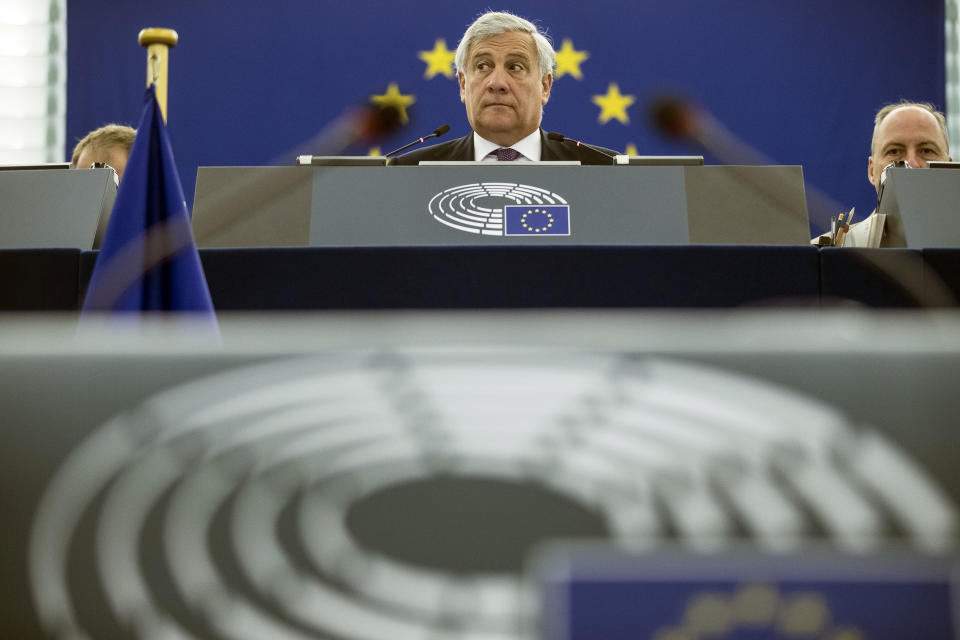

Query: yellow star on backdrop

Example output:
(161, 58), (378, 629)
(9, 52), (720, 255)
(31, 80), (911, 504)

(418, 38), (456, 79)
(592, 83), (635, 125)
(625, 142), (639, 156)
(555, 38), (589, 79)
(370, 83), (415, 124)
(368, 146), (381, 156)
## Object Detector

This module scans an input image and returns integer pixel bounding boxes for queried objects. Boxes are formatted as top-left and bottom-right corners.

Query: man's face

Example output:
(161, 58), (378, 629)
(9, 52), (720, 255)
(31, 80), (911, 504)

(76, 145), (129, 182)
(458, 31), (552, 147)
(868, 106), (951, 191)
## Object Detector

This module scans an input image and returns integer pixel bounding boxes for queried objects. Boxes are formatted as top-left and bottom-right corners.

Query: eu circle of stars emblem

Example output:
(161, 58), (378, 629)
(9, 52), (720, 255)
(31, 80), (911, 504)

(504, 205), (571, 236)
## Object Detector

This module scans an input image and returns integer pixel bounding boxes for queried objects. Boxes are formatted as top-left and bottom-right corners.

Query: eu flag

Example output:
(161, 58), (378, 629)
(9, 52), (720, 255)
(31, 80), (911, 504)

(81, 85), (216, 324)
(541, 551), (958, 640)
(504, 205), (571, 236)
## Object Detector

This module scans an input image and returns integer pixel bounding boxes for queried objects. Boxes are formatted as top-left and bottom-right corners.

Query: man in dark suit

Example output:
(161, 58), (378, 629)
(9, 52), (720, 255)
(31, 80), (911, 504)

(391, 11), (615, 165)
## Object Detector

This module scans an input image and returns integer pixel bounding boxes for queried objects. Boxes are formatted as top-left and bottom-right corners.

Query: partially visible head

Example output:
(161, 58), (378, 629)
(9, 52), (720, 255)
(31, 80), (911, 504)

(71, 124), (136, 182)
(868, 101), (951, 190)
(455, 11), (555, 146)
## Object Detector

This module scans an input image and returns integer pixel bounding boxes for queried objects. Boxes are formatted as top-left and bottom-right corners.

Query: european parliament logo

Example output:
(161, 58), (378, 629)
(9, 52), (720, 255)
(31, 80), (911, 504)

(428, 182), (571, 237)
(504, 205), (571, 236)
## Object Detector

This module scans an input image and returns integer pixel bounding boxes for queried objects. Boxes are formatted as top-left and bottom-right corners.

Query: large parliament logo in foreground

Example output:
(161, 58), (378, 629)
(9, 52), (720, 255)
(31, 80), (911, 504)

(26, 351), (957, 639)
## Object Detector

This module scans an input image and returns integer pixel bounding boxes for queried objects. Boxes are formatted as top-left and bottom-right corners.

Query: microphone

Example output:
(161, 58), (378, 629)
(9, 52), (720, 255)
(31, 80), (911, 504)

(877, 160), (911, 210)
(384, 124), (451, 158)
(647, 94), (847, 233)
(546, 131), (620, 165)
(649, 95), (698, 139)
(648, 95), (771, 166)
(291, 103), (403, 164)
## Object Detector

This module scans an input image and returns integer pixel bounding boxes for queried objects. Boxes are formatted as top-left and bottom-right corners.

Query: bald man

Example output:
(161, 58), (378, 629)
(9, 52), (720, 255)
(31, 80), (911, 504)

(817, 102), (951, 246)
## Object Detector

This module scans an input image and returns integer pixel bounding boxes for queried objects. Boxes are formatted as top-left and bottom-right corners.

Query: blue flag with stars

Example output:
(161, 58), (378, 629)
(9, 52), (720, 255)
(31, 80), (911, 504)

(540, 550), (958, 640)
(81, 85), (217, 326)
(70, 2), (946, 230)
(504, 205), (571, 236)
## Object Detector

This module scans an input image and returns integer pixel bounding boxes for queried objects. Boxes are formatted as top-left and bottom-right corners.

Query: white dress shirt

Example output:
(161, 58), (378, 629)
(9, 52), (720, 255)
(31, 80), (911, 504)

(810, 211), (878, 247)
(473, 130), (542, 162)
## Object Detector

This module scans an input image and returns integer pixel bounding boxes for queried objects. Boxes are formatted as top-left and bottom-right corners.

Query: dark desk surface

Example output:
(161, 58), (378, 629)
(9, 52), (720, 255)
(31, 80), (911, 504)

(185, 245), (821, 310)
(4, 246), (959, 311)
(820, 248), (960, 308)
(0, 249), (80, 311)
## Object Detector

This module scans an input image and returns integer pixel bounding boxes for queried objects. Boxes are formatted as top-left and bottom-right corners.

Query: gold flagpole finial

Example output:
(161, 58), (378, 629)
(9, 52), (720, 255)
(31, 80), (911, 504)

(137, 28), (179, 122)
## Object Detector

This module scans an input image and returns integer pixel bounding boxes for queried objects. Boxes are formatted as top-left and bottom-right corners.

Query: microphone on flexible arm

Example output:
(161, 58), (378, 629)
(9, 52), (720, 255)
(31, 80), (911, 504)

(546, 131), (623, 165)
(648, 93), (848, 233)
(876, 160), (911, 211)
(648, 95), (772, 166)
(384, 124), (451, 158)
(294, 103), (403, 165)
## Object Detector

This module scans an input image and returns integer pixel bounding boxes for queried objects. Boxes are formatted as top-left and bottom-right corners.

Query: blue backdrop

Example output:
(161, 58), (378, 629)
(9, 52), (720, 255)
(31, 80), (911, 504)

(67, 1), (945, 233)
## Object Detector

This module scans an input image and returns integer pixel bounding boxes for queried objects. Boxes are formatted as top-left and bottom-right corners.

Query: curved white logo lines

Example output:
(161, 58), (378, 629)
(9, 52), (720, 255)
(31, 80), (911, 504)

(428, 182), (570, 236)
(26, 352), (959, 639)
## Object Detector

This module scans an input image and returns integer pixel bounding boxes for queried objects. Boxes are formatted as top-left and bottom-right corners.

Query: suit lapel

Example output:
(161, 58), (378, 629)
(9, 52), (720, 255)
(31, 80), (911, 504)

(450, 134), (474, 161)
(539, 128), (576, 161)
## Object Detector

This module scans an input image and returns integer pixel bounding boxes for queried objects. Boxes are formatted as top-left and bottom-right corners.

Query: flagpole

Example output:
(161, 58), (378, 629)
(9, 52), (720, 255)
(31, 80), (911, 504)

(137, 27), (178, 122)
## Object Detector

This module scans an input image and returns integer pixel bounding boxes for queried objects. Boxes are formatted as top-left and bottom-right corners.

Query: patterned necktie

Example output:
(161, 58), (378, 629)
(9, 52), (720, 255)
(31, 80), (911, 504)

(495, 147), (520, 161)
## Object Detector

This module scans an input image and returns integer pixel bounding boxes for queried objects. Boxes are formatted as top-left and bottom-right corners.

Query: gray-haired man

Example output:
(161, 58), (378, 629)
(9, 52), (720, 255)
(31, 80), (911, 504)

(392, 11), (615, 165)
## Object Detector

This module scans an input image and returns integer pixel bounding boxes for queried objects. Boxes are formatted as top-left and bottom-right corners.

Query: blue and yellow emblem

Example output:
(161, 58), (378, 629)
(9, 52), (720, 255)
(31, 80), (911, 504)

(504, 205), (571, 236)
(547, 565), (957, 639)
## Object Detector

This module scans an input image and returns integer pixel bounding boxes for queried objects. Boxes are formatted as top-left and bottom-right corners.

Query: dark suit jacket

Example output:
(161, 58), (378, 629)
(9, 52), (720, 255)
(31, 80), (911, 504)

(390, 129), (618, 165)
